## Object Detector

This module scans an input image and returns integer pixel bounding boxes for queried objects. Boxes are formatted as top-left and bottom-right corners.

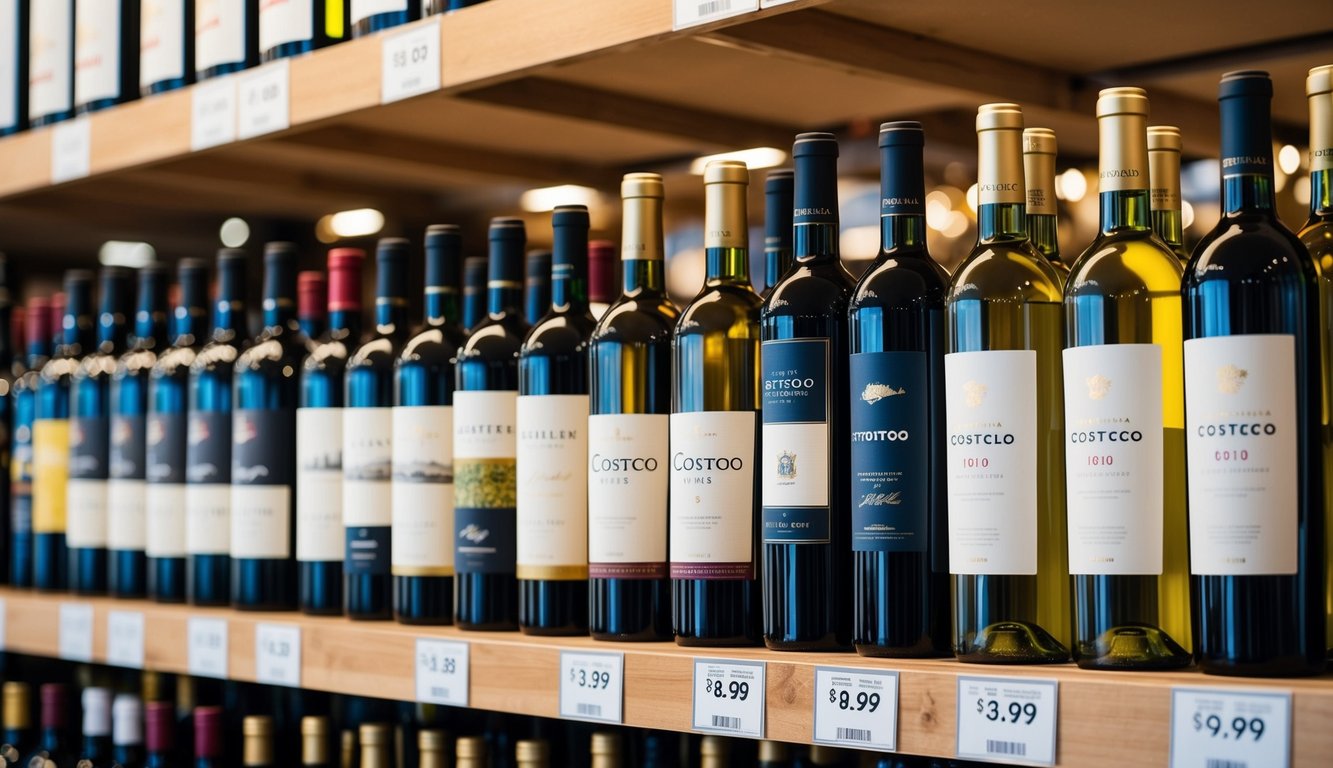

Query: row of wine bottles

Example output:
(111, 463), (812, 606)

(1, 0), (482, 135)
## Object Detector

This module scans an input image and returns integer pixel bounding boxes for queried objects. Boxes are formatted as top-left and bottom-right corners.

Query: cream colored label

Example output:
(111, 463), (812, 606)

(588, 414), (669, 567)
(516, 395), (589, 580)
(705, 181), (748, 250)
(296, 408), (343, 562)
(1023, 152), (1057, 216)
(34, 420), (70, 533)
(145, 484), (186, 557)
(1149, 148), (1182, 212)
(391, 405), (454, 575)
(977, 128), (1025, 205)
(107, 479), (147, 550)
(1311, 91), (1333, 173)
(29, 1), (74, 120)
(66, 478), (108, 547)
(259, 0), (313, 52)
(195, 0), (246, 72)
(231, 486), (291, 558)
(74, 0), (122, 105)
(140, 0), (186, 88)
(0, 0), (16, 129)
(343, 408), (393, 528)
(185, 484), (230, 555)
(1098, 113), (1150, 193)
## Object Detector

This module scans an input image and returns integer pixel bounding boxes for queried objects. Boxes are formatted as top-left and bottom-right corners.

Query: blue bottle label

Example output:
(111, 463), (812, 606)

(147, 412), (186, 484)
(186, 411), (231, 485)
(110, 414), (145, 480)
(761, 338), (831, 544)
(849, 351), (930, 553)
(454, 504), (517, 575)
(70, 415), (109, 479)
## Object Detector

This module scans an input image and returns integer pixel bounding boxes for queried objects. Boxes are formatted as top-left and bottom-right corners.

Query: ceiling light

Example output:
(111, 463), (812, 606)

(942, 210), (970, 239)
(1278, 144), (1302, 176)
(1059, 168), (1087, 203)
(965, 184), (978, 213)
(689, 147), (787, 175)
(99, 241), (155, 268)
(219, 217), (250, 248)
(1182, 200), (1195, 230)
(839, 226), (879, 260)
(328, 208), (385, 238)
(1293, 176), (1312, 207)
(520, 185), (600, 213)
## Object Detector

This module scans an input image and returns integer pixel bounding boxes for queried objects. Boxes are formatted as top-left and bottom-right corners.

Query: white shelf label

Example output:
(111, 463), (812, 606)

(191, 77), (238, 151)
(106, 610), (145, 669)
(691, 658), (765, 738)
(813, 666), (899, 752)
(255, 623), (301, 687)
(956, 676), (1058, 766)
(58, 603), (95, 662)
(1170, 687), (1291, 768)
(50, 117), (92, 183)
(415, 638), (469, 707)
(187, 617), (228, 679)
(673, 0), (758, 30)
(381, 17), (440, 104)
(559, 651), (624, 724)
(237, 60), (290, 140)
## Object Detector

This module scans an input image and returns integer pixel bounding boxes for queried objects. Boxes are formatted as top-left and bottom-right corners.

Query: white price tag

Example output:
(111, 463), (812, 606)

(187, 617), (228, 679)
(236, 60), (290, 140)
(1170, 687), (1291, 768)
(813, 666), (899, 752)
(50, 117), (92, 183)
(415, 638), (469, 707)
(255, 624), (301, 687)
(380, 18), (440, 104)
(58, 603), (95, 662)
(956, 676), (1058, 766)
(191, 77), (237, 150)
(672, 0), (758, 30)
(691, 659), (765, 738)
(106, 611), (145, 669)
(559, 651), (624, 724)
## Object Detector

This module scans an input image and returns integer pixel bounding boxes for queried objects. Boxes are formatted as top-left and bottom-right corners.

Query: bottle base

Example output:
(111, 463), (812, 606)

(956, 621), (1070, 664)
(457, 621), (520, 632)
(1198, 656), (1326, 678)
(395, 613), (453, 626)
(855, 643), (952, 659)
(1075, 625), (1192, 670)
(519, 624), (587, 637)
(675, 635), (763, 648)
(591, 631), (671, 643)
(764, 637), (852, 652)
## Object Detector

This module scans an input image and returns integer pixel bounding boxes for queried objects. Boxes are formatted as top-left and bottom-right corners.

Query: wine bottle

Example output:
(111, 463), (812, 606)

(847, 121), (951, 658)
(1147, 126), (1189, 260)
(192, 706), (222, 768)
(187, 250), (249, 606)
(242, 716), (274, 768)
(345, 238), (412, 620)
(298, 271), (327, 340)
(11, 299), (51, 587)
(673, 163), (762, 647)
(516, 739), (549, 768)
(524, 250), (551, 327)
(699, 736), (728, 768)
(1065, 87), (1190, 669)
(195, 0), (258, 81)
(144, 701), (173, 768)
(455, 736), (486, 768)
(261, 0), (349, 60)
(590, 732), (621, 768)
(589, 173), (677, 642)
(109, 263), (171, 598)
(79, 687), (113, 767)
(1022, 128), (1069, 284)
(1, 682), (32, 762)
(113, 694), (145, 768)
(0, 0), (27, 136)
(232, 242), (304, 610)
(757, 740), (787, 768)
(74, 0), (139, 113)
(301, 716), (332, 768)
(454, 217), (529, 630)
(140, 0), (194, 95)
(763, 169), (794, 297)
(1185, 70), (1326, 676)
(462, 256), (486, 331)
(298, 248), (363, 616)
(947, 103), (1069, 663)
(350, 0), (419, 37)
(0, 260), (12, 586)
(357, 724), (391, 768)
(147, 258), (210, 603)
(587, 240), (615, 320)
(28, 0), (73, 126)
(761, 133), (854, 650)
(393, 226), (466, 625)
(417, 729), (446, 768)
(517, 205), (596, 635)
(25, 683), (73, 767)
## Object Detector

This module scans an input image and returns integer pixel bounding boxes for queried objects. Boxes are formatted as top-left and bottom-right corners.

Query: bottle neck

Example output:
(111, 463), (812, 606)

(794, 222), (839, 263)
(424, 288), (459, 327)
(213, 300), (246, 340)
(263, 298), (295, 331)
(299, 316), (324, 340)
(622, 259), (665, 296)
(175, 307), (209, 347)
(705, 247), (750, 285)
(764, 249), (791, 289)
(1026, 213), (1061, 259)
(488, 283), (522, 317)
(1223, 174), (1275, 215)
(1100, 189), (1152, 233)
(552, 269), (588, 310)
(977, 203), (1028, 242)
(375, 297), (409, 334)
(136, 309), (171, 351)
(881, 214), (926, 252)
(1311, 168), (1332, 218)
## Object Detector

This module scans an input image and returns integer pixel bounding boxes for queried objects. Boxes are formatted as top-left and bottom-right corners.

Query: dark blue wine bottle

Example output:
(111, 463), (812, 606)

(1, 681), (33, 759)
(140, 0), (194, 95)
(462, 256), (486, 331)
(298, 271), (327, 341)
(25, 683), (73, 767)
(28, 0), (74, 127)
(0, 257), (13, 585)
(847, 122), (951, 657)
(109, 263), (172, 598)
(454, 217), (530, 630)
(524, 250), (551, 327)
(1, 1), (28, 136)
(763, 169), (794, 297)
(232, 242), (305, 610)
(350, 0), (419, 37)
(111, 693), (144, 768)
(262, 0), (350, 61)
(393, 226), (466, 625)
(11, 299), (51, 587)
(195, 0), (258, 81)
(344, 239), (412, 620)
(192, 706), (222, 768)
(144, 700), (174, 768)
(760, 132), (855, 650)
(298, 249), (365, 616)
(73, 0), (139, 114)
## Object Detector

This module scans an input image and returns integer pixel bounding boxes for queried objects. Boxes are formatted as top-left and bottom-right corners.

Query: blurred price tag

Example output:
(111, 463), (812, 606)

(673, 0), (758, 30)
(415, 638), (469, 707)
(50, 117), (91, 183)
(236, 60), (290, 139)
(956, 676), (1058, 765)
(255, 623), (301, 687)
(106, 610), (145, 669)
(559, 651), (623, 724)
(381, 17), (440, 103)
(813, 666), (899, 751)
(58, 603), (94, 662)
(191, 77), (237, 150)
(188, 617), (228, 679)
(1170, 687), (1291, 768)
(691, 658), (765, 738)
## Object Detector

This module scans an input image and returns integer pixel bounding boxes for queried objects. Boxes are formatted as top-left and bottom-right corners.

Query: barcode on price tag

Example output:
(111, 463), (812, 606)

(236, 60), (290, 139)
(187, 617), (228, 679)
(58, 603), (94, 662)
(191, 77), (237, 150)
(381, 17), (441, 103)
(672, 0), (758, 30)
(255, 624), (301, 687)
(106, 611), (145, 669)
(559, 651), (624, 724)
(691, 658), (765, 738)
(812, 666), (899, 751)
(415, 638), (469, 707)
(956, 676), (1058, 766)
(1169, 687), (1291, 768)
(50, 117), (91, 183)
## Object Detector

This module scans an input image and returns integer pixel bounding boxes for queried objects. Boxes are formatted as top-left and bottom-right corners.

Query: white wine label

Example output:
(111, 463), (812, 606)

(587, 413), (669, 578)
(391, 405), (454, 574)
(516, 394), (589, 580)
(231, 485), (291, 558)
(351, 0), (407, 24)
(107, 479), (147, 550)
(669, 410), (756, 578)
(259, 0), (313, 53)
(761, 338), (832, 544)
(74, 0), (122, 105)
(140, 0), (186, 88)
(343, 407), (392, 526)
(453, 391), (518, 458)
(29, 1), (74, 120)
(945, 350), (1038, 575)
(1063, 344), (1165, 575)
(65, 479), (108, 548)
(1184, 335), (1299, 575)
(296, 408), (343, 562)
(0, 0), (17, 129)
(453, 390), (518, 576)
(195, 0), (246, 73)
(145, 484), (186, 557)
(185, 484), (230, 555)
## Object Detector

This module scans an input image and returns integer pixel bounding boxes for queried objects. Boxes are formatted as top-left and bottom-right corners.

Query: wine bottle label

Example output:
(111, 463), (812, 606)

(453, 390), (517, 575)
(12, 429), (33, 535)
(1184, 335), (1299, 575)
(145, 411), (186, 557)
(516, 394), (589, 580)
(343, 406), (392, 574)
(107, 413), (147, 550)
(33, 419), (70, 533)
(296, 407), (343, 562)
(0, 0), (18, 130)
(849, 351), (931, 553)
(944, 350), (1038, 575)
(29, 1), (74, 120)
(195, 0), (247, 73)
(668, 410), (756, 579)
(351, 0), (407, 24)
(587, 413), (669, 579)
(231, 409), (295, 559)
(67, 414), (110, 547)
(186, 410), (231, 555)
(147, 412), (185, 483)
(260, 0), (313, 53)
(1062, 344), (1165, 575)
(761, 338), (832, 544)
(140, 0), (186, 88)
(110, 414), (145, 480)
(391, 405), (454, 575)
(74, 0), (123, 106)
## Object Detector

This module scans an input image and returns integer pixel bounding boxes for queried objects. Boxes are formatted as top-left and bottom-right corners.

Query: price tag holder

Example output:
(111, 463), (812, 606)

(187, 617), (228, 679)
(673, 0), (758, 30)
(559, 651), (624, 724)
(236, 60), (290, 140)
(415, 638), (469, 707)
(191, 77), (238, 150)
(106, 611), (145, 669)
(691, 658), (765, 738)
(58, 603), (95, 662)
(956, 676), (1058, 766)
(255, 624), (301, 687)
(1169, 687), (1291, 768)
(50, 117), (92, 183)
(813, 666), (899, 752)
(381, 17), (441, 104)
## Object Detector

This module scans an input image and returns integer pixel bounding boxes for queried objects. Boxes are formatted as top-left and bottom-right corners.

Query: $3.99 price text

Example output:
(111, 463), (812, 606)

(977, 697), (1038, 725)
(568, 667), (611, 690)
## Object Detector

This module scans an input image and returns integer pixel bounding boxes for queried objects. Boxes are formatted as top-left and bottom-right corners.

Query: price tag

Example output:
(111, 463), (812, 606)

(255, 624), (301, 687)
(58, 603), (94, 662)
(672, 0), (758, 30)
(812, 666), (899, 752)
(956, 676), (1058, 766)
(1169, 687), (1291, 768)
(381, 17), (441, 104)
(191, 77), (237, 150)
(691, 658), (765, 738)
(559, 651), (624, 724)
(187, 617), (228, 679)
(415, 638), (469, 707)
(106, 611), (145, 669)
(236, 60), (290, 140)
(50, 117), (92, 183)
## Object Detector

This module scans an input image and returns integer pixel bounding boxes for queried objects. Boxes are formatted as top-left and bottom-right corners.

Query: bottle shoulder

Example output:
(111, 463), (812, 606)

(765, 260), (856, 313)
(399, 325), (465, 366)
(522, 309), (598, 357)
(590, 295), (679, 345)
(1185, 215), (1317, 287)
(948, 240), (1063, 303)
(850, 248), (949, 310)
(676, 284), (762, 338)
(115, 349), (159, 380)
(1297, 216), (1333, 274)
(1066, 230), (1183, 297)
(459, 314), (527, 358)
(348, 332), (408, 370)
